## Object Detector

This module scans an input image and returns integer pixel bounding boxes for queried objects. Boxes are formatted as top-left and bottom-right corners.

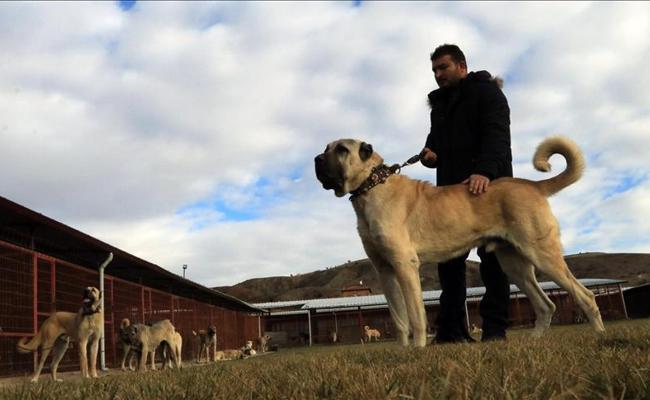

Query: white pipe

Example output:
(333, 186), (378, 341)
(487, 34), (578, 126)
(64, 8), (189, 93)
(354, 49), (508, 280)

(98, 252), (113, 371)
(307, 310), (312, 346)
(618, 283), (628, 319)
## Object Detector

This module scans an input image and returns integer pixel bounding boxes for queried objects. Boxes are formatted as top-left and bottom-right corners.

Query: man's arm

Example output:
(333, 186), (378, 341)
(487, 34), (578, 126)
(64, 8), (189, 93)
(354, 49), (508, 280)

(422, 113), (439, 168)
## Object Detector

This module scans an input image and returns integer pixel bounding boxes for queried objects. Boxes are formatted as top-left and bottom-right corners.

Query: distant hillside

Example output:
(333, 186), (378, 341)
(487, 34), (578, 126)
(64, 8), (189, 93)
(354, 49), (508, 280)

(214, 253), (650, 303)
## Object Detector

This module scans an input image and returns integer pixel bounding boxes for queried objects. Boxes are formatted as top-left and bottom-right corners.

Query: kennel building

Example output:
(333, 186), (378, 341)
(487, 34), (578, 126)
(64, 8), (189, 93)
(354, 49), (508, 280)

(255, 278), (627, 346)
(0, 195), (265, 378)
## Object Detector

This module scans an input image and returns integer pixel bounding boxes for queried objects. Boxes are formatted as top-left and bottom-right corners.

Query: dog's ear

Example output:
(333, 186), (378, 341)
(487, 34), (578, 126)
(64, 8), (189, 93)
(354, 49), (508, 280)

(359, 142), (373, 161)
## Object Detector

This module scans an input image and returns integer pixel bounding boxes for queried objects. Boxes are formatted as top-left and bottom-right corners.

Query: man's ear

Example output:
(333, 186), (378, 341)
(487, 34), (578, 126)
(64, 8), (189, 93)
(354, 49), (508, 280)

(359, 142), (373, 161)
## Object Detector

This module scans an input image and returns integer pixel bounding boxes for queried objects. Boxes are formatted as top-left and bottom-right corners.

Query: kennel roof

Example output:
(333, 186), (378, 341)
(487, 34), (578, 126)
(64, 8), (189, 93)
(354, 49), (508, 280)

(0, 195), (264, 314)
(254, 278), (624, 312)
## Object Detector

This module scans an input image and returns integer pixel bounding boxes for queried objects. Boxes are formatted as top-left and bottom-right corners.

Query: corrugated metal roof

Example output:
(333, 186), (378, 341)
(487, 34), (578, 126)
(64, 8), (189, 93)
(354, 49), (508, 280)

(253, 299), (308, 309)
(254, 278), (624, 312)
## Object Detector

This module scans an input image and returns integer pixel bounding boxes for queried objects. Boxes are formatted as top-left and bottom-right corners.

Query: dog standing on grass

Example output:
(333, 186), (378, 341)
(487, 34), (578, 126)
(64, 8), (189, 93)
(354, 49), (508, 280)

(118, 318), (142, 371)
(256, 334), (271, 353)
(162, 331), (183, 369)
(364, 326), (381, 342)
(17, 286), (104, 382)
(315, 136), (605, 347)
(193, 325), (217, 362)
(127, 319), (180, 371)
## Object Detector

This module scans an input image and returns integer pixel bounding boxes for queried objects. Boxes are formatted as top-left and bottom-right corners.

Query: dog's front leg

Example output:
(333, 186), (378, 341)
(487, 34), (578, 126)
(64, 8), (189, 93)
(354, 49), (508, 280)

(89, 337), (99, 378)
(120, 345), (129, 371)
(150, 350), (156, 370)
(78, 338), (89, 378)
(138, 347), (148, 371)
(366, 251), (410, 346)
(387, 248), (427, 347)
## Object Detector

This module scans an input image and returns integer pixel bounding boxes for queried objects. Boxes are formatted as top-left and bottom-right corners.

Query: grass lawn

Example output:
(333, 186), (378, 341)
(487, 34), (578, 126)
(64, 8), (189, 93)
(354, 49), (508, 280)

(2, 319), (649, 399)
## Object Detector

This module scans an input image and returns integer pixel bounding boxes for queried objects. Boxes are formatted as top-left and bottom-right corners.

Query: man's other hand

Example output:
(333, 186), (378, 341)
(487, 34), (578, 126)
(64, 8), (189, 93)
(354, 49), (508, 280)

(462, 174), (490, 195)
(420, 148), (438, 168)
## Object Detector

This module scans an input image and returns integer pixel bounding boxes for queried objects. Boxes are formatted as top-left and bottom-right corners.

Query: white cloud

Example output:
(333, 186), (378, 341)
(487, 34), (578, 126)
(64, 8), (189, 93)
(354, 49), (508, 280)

(0, 2), (648, 286)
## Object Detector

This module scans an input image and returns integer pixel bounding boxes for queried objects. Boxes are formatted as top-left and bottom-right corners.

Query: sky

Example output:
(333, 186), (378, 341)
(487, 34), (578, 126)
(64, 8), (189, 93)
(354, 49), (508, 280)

(1, 1), (648, 287)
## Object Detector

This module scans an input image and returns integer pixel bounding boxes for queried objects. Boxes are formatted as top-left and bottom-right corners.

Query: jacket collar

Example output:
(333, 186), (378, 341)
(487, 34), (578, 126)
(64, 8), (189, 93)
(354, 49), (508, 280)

(427, 70), (494, 110)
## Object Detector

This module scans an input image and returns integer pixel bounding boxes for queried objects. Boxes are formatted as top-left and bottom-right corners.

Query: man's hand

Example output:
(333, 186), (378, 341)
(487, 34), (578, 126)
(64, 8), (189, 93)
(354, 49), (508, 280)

(420, 147), (438, 168)
(462, 174), (490, 195)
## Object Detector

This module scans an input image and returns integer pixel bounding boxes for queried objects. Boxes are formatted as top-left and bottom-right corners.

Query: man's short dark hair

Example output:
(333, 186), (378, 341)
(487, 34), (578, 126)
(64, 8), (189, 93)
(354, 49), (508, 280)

(430, 44), (466, 65)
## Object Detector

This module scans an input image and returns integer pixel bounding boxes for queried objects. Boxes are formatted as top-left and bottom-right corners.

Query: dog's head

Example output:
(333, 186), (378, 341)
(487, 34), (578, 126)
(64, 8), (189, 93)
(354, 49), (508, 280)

(314, 139), (383, 197)
(208, 326), (217, 337)
(364, 325), (370, 331)
(125, 324), (141, 345)
(82, 287), (102, 313)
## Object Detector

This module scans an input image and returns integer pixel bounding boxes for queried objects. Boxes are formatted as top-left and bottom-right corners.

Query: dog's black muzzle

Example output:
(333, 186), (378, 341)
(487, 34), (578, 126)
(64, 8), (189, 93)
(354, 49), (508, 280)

(83, 287), (94, 302)
(314, 153), (340, 191)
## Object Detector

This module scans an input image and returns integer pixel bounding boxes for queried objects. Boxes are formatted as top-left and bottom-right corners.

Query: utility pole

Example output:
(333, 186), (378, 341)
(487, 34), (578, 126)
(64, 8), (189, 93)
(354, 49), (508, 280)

(182, 264), (187, 279)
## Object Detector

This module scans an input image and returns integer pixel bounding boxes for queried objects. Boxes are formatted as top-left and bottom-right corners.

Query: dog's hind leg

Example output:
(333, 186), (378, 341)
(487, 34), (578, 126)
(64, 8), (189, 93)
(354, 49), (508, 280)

(31, 345), (53, 383)
(522, 238), (605, 333)
(495, 246), (556, 337)
(367, 252), (410, 346)
(50, 336), (69, 382)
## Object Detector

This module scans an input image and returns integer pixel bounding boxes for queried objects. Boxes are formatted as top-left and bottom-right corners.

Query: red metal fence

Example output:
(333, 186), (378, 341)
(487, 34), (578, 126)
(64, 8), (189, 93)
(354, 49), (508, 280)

(0, 240), (260, 378)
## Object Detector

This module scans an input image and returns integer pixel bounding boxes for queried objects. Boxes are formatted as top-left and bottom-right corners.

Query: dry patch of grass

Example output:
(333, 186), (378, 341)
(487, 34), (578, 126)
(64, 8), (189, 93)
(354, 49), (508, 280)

(2, 319), (649, 399)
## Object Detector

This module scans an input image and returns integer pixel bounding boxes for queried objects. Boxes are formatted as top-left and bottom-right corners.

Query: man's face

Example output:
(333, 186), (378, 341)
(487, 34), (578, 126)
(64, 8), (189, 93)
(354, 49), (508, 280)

(432, 54), (467, 88)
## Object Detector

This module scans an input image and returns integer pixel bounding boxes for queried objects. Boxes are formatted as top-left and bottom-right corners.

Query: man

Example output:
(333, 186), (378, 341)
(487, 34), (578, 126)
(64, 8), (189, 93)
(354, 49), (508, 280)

(421, 44), (512, 343)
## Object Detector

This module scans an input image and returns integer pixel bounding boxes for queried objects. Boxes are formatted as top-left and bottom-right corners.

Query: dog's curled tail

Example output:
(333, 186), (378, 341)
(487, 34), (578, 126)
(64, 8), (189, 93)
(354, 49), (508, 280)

(17, 333), (41, 353)
(533, 136), (585, 197)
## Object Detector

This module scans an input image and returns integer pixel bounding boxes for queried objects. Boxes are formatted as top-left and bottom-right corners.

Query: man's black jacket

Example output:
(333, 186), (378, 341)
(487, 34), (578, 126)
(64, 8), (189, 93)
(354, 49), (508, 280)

(425, 70), (513, 186)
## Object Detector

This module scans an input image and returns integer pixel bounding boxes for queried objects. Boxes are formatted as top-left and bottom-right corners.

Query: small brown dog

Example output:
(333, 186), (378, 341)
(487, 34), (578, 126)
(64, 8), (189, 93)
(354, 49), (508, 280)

(364, 325), (381, 342)
(255, 334), (271, 353)
(193, 325), (217, 362)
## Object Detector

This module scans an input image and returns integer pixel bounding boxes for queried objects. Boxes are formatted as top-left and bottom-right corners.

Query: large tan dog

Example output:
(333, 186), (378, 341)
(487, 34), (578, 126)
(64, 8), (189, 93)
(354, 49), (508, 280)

(127, 319), (180, 371)
(315, 136), (605, 347)
(192, 326), (217, 362)
(17, 286), (104, 382)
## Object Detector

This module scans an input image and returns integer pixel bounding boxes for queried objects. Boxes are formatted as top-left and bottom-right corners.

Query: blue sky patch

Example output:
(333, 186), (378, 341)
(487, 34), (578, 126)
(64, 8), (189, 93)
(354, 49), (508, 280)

(604, 174), (645, 200)
(177, 176), (291, 229)
(118, 0), (136, 11)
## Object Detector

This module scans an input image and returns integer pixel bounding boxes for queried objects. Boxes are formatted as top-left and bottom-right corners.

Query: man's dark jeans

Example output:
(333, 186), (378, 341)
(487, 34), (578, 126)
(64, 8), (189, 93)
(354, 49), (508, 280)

(435, 246), (510, 342)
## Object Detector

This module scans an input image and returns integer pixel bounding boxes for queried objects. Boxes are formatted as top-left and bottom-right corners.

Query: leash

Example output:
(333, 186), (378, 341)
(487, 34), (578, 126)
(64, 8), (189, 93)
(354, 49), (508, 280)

(349, 153), (421, 201)
(387, 153), (422, 174)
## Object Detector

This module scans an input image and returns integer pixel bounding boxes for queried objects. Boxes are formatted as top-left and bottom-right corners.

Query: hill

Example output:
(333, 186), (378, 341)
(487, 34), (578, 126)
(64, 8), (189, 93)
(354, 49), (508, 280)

(214, 253), (650, 303)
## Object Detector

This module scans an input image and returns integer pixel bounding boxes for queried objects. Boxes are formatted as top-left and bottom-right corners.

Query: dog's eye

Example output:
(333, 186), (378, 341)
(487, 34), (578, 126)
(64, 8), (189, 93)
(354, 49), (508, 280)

(335, 144), (349, 154)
